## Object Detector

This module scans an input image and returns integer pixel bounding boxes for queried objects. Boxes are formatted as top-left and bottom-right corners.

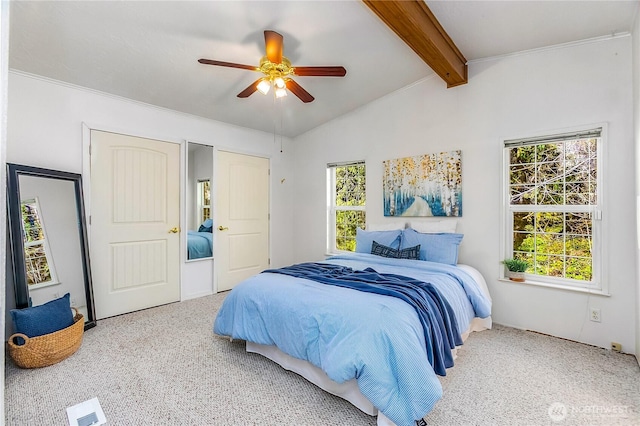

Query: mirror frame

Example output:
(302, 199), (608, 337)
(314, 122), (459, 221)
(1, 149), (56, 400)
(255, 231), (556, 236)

(6, 163), (97, 330)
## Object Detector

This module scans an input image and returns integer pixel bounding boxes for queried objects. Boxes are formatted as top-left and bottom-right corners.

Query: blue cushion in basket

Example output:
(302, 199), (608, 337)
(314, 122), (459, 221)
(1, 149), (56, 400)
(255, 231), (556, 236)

(10, 293), (74, 339)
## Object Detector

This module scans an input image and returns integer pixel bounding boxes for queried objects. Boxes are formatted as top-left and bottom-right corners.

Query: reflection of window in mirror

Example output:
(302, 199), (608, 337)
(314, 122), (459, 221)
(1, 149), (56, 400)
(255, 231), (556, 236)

(20, 197), (58, 288)
(198, 179), (211, 224)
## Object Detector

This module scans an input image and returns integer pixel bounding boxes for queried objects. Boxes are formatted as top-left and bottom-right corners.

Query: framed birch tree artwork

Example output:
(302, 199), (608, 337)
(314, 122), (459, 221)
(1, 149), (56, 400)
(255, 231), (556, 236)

(383, 150), (462, 217)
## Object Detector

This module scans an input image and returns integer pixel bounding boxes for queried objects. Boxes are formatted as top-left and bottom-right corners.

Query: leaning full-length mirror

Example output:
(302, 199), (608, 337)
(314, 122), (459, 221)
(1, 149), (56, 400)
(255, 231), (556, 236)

(6, 163), (96, 330)
(186, 143), (214, 261)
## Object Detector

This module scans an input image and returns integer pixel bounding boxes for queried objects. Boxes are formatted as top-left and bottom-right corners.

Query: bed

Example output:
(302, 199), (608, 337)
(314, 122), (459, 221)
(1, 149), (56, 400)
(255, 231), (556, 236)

(187, 219), (213, 260)
(187, 230), (213, 259)
(214, 241), (492, 426)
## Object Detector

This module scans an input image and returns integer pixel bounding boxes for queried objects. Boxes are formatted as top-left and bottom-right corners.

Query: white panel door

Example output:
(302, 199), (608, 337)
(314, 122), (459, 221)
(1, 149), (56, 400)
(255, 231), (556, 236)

(90, 130), (180, 319)
(216, 151), (269, 292)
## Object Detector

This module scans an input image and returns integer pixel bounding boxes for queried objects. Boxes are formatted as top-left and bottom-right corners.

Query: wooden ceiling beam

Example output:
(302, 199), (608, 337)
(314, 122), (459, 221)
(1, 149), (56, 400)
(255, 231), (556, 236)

(362, 0), (467, 88)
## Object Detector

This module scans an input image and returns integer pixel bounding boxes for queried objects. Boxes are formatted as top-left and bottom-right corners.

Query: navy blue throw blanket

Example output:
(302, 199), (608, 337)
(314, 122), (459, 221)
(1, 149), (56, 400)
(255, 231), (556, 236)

(263, 262), (462, 376)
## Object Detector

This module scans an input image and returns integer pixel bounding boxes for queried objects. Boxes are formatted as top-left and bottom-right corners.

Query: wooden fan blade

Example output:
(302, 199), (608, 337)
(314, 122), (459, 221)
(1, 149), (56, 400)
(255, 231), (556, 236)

(198, 59), (257, 71)
(237, 79), (262, 98)
(286, 79), (314, 103)
(293, 66), (347, 77)
(264, 30), (283, 64)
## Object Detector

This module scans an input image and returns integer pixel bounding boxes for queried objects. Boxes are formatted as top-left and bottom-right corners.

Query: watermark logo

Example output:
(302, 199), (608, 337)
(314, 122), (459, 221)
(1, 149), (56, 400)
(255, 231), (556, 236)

(548, 402), (633, 422)
(548, 402), (568, 422)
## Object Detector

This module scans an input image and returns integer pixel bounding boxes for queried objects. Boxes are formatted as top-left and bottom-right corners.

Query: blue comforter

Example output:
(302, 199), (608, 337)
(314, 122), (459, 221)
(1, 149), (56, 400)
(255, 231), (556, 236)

(263, 262), (461, 376)
(214, 253), (491, 426)
(187, 231), (212, 259)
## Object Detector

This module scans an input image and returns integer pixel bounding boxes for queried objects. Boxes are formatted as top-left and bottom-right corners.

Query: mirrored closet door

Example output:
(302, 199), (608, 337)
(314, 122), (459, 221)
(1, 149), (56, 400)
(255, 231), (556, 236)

(186, 142), (214, 261)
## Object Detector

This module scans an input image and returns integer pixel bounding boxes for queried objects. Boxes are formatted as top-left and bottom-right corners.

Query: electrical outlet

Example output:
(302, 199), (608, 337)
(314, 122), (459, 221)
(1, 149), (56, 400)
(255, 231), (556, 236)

(590, 308), (601, 322)
(611, 342), (622, 352)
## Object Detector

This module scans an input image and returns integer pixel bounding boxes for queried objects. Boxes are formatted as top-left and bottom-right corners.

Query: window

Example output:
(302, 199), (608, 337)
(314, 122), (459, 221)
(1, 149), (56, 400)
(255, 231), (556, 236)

(503, 127), (602, 290)
(20, 198), (58, 288)
(327, 162), (366, 252)
(197, 179), (211, 224)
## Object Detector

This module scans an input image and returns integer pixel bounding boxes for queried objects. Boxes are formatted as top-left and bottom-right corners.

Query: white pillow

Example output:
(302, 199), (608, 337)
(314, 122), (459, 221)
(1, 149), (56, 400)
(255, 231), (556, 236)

(409, 220), (457, 233)
(367, 222), (407, 231)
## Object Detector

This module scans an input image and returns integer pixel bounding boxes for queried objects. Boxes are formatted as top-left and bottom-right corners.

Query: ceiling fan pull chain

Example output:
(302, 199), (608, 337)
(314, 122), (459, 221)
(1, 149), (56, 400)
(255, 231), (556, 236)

(280, 99), (284, 153)
(273, 94), (277, 147)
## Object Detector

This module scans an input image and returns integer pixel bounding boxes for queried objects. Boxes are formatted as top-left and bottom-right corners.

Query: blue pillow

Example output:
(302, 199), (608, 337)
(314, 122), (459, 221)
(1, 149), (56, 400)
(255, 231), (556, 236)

(198, 218), (213, 233)
(355, 228), (402, 254)
(372, 240), (421, 260)
(371, 240), (399, 258)
(400, 229), (463, 265)
(398, 244), (421, 260)
(10, 293), (74, 341)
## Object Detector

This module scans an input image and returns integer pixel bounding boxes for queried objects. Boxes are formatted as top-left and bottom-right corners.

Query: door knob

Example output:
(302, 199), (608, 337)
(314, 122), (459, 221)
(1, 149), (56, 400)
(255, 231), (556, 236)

(218, 226), (229, 231)
(169, 227), (180, 233)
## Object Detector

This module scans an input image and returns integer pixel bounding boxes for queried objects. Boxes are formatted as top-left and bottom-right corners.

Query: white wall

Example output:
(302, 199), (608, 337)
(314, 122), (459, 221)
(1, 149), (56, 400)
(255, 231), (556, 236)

(293, 36), (636, 353)
(7, 71), (296, 302)
(633, 10), (640, 363)
(0, 2), (10, 423)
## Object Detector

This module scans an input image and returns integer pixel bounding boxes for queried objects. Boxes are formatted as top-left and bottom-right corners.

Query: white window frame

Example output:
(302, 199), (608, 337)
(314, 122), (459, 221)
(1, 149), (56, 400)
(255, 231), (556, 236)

(197, 179), (211, 224)
(21, 197), (59, 289)
(327, 161), (366, 254)
(501, 125), (607, 294)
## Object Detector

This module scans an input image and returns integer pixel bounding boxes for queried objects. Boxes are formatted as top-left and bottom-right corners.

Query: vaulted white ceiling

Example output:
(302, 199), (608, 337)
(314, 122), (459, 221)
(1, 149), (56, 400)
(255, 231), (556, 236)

(9, 1), (639, 137)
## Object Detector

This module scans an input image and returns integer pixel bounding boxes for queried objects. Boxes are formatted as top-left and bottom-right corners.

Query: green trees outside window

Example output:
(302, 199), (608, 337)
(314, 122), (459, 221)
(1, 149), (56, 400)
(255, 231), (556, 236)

(330, 163), (366, 252)
(508, 136), (598, 284)
(21, 199), (58, 287)
(198, 180), (211, 223)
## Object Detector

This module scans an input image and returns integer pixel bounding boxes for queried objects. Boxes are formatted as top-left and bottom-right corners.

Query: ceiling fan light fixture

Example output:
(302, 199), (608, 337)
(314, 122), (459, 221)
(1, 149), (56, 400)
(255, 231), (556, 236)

(257, 79), (271, 95)
(274, 77), (285, 89)
(200, 30), (345, 103)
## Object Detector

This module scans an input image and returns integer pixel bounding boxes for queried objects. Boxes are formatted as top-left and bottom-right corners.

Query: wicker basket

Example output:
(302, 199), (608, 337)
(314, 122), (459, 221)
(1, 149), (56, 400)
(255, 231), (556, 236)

(7, 308), (84, 369)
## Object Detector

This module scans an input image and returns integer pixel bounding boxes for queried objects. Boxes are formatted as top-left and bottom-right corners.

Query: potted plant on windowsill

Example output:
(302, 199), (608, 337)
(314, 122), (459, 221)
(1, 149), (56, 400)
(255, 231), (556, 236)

(503, 258), (529, 282)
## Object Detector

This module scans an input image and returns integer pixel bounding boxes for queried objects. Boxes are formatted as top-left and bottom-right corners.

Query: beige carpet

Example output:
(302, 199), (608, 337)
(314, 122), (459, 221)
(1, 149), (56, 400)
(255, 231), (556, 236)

(5, 292), (640, 425)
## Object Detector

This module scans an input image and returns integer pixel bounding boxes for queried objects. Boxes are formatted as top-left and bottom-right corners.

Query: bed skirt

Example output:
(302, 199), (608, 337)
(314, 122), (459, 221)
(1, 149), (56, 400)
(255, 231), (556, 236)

(246, 316), (492, 426)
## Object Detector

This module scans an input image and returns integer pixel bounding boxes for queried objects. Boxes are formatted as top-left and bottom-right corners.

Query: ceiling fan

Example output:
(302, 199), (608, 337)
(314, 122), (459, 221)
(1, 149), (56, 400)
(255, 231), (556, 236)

(198, 30), (346, 103)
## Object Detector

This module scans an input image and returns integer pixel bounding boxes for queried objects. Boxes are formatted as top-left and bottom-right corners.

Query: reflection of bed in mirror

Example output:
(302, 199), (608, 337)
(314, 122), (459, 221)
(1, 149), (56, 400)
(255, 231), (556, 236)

(187, 231), (213, 259)
(187, 142), (214, 261)
(187, 219), (213, 259)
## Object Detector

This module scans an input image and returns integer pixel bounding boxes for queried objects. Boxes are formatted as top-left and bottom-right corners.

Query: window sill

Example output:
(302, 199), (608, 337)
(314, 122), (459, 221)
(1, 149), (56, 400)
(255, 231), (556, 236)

(498, 278), (610, 296)
(28, 280), (61, 290)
